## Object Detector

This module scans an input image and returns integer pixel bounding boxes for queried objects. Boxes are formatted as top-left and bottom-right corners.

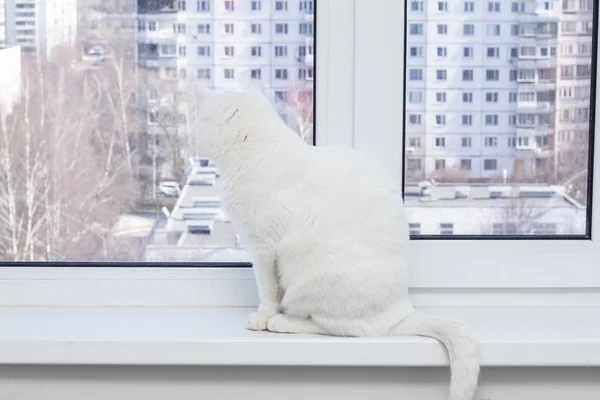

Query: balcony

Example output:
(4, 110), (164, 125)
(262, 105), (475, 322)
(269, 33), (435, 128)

(137, 0), (177, 14)
(517, 101), (553, 113)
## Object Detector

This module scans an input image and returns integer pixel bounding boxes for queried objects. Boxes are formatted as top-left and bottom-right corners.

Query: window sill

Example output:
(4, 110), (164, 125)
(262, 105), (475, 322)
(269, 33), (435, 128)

(0, 306), (598, 367)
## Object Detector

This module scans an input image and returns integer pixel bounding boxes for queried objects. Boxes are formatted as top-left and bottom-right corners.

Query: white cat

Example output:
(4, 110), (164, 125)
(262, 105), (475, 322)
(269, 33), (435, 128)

(193, 85), (480, 400)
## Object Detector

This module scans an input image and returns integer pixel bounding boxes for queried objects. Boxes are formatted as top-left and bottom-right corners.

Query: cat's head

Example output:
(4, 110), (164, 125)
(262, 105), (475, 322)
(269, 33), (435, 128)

(191, 83), (277, 159)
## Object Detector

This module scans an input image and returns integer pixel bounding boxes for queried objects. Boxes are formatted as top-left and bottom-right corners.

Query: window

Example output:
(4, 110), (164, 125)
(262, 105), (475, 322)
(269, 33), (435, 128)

(462, 92), (473, 103)
(224, 0), (234, 11)
(410, 24), (424, 35)
(299, 23), (314, 35)
(410, 47), (424, 57)
(408, 137), (422, 148)
(409, 223), (421, 236)
(461, 137), (472, 147)
(223, 23), (234, 34)
(251, 46), (262, 57)
(274, 45), (288, 57)
(224, 46), (235, 57)
(460, 159), (472, 170)
(197, 0), (210, 11)
(437, 47), (447, 57)
(197, 46), (211, 56)
(411, 1), (424, 11)
(178, 45), (186, 57)
(197, 68), (211, 79)
(485, 92), (499, 103)
(485, 114), (499, 125)
(148, 21), (157, 31)
(435, 137), (446, 147)
(463, 47), (473, 58)
(251, 0), (261, 10)
(435, 115), (446, 126)
(487, 1), (500, 12)
(198, 23), (211, 33)
(173, 23), (186, 34)
(438, 1), (448, 11)
(275, 23), (288, 34)
(408, 91), (423, 103)
(486, 47), (500, 58)
(178, 0), (186, 10)
(484, 136), (498, 147)
(487, 24), (501, 36)
(464, 1), (474, 12)
(251, 69), (262, 80)
(509, 92), (518, 103)
(224, 68), (235, 79)
(437, 24), (448, 35)
(251, 23), (262, 34)
(463, 24), (474, 35)
(435, 160), (446, 170)
(409, 69), (423, 81)
(462, 69), (473, 81)
(409, 114), (422, 125)
(275, 68), (288, 80)
(511, 24), (519, 36)
(439, 223), (454, 235)
(461, 115), (472, 125)
(483, 159), (498, 171)
(435, 92), (447, 103)
(436, 69), (447, 81)
(299, 1), (313, 12)
(275, 0), (288, 11)
(486, 69), (499, 81)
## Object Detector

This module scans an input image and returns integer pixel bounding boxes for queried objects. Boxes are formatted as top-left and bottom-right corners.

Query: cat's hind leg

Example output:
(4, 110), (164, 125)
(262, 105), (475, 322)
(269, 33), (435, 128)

(266, 314), (326, 334)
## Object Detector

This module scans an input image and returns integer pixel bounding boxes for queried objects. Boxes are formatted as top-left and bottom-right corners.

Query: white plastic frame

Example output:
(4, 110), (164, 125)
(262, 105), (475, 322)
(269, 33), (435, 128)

(1, 0), (599, 309)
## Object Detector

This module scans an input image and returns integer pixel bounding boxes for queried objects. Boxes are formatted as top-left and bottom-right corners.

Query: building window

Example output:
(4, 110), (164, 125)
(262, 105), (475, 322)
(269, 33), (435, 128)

(409, 114), (422, 125)
(463, 92), (473, 103)
(460, 159), (472, 170)
(299, 1), (314, 12)
(485, 114), (499, 125)
(148, 21), (157, 31)
(435, 160), (446, 171)
(462, 115), (472, 126)
(197, 23), (211, 34)
(408, 137), (422, 148)
(487, 1), (500, 12)
(275, 23), (288, 34)
(462, 69), (474, 81)
(435, 115), (446, 126)
(485, 69), (500, 81)
(437, 24), (448, 35)
(463, 24), (475, 35)
(461, 137), (472, 147)
(411, 1), (424, 11)
(437, 47), (447, 57)
(410, 24), (424, 35)
(486, 47), (500, 58)
(251, 0), (261, 10)
(223, 23), (234, 34)
(178, 0), (186, 10)
(410, 47), (424, 57)
(251, 23), (262, 34)
(485, 92), (499, 103)
(484, 137), (498, 147)
(299, 23), (314, 35)
(483, 159), (498, 171)
(178, 45), (186, 56)
(197, 0), (210, 11)
(251, 69), (262, 79)
(435, 137), (446, 147)
(438, 1), (448, 11)
(275, 68), (289, 80)
(408, 91), (423, 103)
(251, 46), (262, 57)
(298, 67), (314, 80)
(487, 24), (501, 36)
(275, 0), (288, 11)
(509, 115), (517, 126)
(509, 69), (518, 81)
(409, 69), (423, 81)
(463, 46), (473, 58)
(464, 1), (474, 12)
(436, 69), (447, 80)
(224, 68), (235, 79)
(274, 45), (288, 57)
(224, 46), (235, 57)
(439, 223), (454, 235)
(197, 46), (211, 56)
(435, 92), (447, 103)
(173, 23), (186, 34)
(511, 24), (519, 36)
(509, 92), (518, 103)
(409, 223), (421, 236)
(197, 68), (211, 79)
(224, 1), (234, 11)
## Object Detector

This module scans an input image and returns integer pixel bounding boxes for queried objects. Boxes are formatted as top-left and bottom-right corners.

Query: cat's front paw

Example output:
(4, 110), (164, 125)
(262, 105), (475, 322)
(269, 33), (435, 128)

(245, 312), (272, 331)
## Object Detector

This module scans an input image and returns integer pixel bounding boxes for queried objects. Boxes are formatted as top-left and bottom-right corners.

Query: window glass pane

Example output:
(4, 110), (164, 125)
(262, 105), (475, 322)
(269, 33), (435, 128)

(0, 0), (315, 261)
(405, 0), (594, 237)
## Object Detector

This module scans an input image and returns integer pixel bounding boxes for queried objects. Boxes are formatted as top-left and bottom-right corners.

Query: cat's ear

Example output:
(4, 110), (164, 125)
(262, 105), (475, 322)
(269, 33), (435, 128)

(246, 80), (267, 97)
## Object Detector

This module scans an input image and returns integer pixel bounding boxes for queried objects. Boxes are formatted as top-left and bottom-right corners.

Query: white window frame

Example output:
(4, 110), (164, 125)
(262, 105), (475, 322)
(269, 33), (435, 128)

(1, 0), (599, 309)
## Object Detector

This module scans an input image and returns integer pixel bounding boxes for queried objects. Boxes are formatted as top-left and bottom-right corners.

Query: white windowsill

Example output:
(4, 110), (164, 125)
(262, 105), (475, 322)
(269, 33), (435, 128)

(1, 306), (598, 367)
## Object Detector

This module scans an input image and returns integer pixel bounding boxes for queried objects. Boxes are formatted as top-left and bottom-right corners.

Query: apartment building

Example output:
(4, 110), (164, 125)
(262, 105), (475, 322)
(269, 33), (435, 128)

(406, 0), (593, 182)
(3, 0), (77, 60)
(0, 0), (6, 48)
(136, 0), (315, 164)
(0, 45), (21, 114)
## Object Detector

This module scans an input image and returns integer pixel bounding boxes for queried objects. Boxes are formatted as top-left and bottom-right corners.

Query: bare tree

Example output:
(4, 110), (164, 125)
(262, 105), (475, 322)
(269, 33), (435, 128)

(283, 82), (314, 145)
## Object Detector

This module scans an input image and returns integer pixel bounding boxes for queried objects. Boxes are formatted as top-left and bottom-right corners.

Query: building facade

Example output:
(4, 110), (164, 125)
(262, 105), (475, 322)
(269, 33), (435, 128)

(406, 0), (593, 182)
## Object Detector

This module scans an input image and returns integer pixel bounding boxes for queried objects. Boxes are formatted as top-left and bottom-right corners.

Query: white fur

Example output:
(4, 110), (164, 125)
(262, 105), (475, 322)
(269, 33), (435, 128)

(194, 86), (480, 400)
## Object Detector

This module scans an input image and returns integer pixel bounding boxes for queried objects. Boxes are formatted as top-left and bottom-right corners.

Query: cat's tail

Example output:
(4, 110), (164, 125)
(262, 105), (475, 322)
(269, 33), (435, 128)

(391, 311), (480, 400)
